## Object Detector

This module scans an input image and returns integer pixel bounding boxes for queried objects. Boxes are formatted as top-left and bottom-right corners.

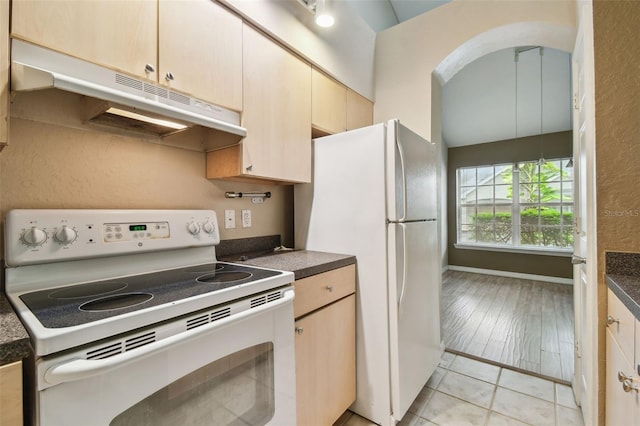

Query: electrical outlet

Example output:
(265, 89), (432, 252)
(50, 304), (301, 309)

(224, 209), (236, 229)
(242, 209), (252, 228)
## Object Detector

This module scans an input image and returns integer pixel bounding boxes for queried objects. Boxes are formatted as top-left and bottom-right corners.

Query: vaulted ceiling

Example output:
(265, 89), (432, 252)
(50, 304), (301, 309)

(343, 0), (572, 148)
(345, 0), (451, 32)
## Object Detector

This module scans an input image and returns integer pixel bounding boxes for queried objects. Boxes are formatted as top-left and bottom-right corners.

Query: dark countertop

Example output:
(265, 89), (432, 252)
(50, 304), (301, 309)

(234, 250), (356, 280)
(0, 293), (31, 365)
(606, 274), (640, 321)
(605, 252), (640, 321)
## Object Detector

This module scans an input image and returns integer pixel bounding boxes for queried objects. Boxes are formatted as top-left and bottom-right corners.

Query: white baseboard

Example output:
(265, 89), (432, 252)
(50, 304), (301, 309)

(446, 265), (573, 285)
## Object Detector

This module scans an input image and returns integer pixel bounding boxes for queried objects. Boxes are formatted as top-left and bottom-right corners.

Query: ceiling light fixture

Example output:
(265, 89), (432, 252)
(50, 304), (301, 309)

(297, 0), (335, 28)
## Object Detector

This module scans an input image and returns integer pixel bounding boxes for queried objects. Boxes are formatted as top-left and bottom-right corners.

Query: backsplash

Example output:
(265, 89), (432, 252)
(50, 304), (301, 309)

(216, 235), (281, 258)
(606, 251), (640, 276)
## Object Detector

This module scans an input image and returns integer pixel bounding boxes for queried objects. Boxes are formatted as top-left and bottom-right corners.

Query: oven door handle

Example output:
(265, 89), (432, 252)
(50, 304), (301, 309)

(43, 288), (294, 387)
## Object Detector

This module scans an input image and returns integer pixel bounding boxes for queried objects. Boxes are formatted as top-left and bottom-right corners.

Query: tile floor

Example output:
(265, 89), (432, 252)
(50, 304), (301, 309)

(335, 352), (584, 426)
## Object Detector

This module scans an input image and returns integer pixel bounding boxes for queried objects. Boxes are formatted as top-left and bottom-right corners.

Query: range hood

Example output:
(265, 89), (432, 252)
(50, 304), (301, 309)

(11, 40), (247, 141)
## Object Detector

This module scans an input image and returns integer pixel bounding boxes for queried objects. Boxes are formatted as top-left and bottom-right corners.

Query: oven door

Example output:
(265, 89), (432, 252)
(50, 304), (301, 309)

(35, 288), (296, 426)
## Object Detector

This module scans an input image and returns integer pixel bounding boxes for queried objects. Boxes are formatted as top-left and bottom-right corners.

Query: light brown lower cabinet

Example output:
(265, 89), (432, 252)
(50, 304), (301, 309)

(294, 265), (356, 426)
(0, 361), (23, 426)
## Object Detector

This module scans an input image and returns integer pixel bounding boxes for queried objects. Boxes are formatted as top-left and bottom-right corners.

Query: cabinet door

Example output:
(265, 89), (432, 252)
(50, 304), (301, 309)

(0, 0), (8, 149)
(606, 330), (639, 426)
(295, 295), (356, 426)
(241, 24), (311, 183)
(0, 361), (23, 426)
(346, 89), (374, 131)
(312, 69), (346, 136)
(607, 289), (635, 363)
(158, 0), (242, 111)
(11, 0), (157, 80)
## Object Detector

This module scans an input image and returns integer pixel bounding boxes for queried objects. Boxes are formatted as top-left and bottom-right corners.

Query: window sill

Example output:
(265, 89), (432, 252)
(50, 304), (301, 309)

(454, 243), (573, 257)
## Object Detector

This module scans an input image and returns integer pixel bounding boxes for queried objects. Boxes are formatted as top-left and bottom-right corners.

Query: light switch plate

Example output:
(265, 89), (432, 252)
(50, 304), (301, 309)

(242, 210), (251, 228)
(224, 209), (236, 229)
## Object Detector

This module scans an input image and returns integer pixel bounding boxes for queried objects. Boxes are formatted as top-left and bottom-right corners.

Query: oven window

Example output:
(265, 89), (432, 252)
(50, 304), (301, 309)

(110, 342), (275, 426)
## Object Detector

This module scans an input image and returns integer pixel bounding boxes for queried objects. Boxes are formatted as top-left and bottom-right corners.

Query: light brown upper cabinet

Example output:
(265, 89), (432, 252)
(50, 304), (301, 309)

(207, 25), (312, 184)
(1, 0), (9, 150)
(11, 0), (242, 111)
(347, 88), (374, 131)
(311, 68), (373, 137)
(158, 0), (242, 111)
(312, 69), (346, 136)
(12, 0), (157, 80)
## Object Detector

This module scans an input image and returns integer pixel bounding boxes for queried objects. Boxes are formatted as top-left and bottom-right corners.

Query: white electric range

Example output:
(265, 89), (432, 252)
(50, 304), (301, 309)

(4, 209), (297, 426)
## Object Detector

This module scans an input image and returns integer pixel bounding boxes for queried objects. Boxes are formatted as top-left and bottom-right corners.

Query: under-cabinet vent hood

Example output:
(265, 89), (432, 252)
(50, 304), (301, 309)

(11, 40), (247, 140)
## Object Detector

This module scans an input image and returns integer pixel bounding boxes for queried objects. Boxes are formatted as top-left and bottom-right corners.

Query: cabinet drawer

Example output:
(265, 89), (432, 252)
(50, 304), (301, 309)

(294, 264), (355, 318)
(607, 288), (635, 363)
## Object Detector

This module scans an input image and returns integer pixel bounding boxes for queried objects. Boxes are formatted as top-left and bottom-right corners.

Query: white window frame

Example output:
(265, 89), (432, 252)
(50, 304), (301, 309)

(455, 158), (574, 255)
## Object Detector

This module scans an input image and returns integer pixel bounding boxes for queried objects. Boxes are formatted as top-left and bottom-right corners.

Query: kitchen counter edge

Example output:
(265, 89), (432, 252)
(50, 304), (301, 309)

(236, 250), (356, 281)
(0, 293), (31, 365)
(606, 274), (640, 321)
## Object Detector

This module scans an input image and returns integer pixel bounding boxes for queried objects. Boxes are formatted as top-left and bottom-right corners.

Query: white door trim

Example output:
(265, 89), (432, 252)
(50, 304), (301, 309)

(572, 2), (599, 425)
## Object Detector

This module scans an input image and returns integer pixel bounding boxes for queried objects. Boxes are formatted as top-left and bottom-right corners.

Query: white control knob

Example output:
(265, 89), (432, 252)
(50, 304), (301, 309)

(54, 225), (77, 245)
(22, 226), (47, 246)
(187, 221), (201, 235)
(202, 221), (216, 234)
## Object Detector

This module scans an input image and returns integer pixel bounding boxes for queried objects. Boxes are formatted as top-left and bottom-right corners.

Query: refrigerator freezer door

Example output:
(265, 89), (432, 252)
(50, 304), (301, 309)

(386, 120), (437, 222)
(387, 220), (442, 421)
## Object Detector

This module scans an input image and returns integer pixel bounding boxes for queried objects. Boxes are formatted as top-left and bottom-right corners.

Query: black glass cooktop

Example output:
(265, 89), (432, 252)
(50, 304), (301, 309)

(20, 262), (282, 329)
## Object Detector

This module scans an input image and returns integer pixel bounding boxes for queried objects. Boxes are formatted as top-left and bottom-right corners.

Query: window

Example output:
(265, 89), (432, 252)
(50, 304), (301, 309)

(457, 158), (573, 251)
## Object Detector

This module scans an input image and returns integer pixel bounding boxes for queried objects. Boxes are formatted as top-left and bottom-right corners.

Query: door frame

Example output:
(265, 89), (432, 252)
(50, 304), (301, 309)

(572, 2), (599, 425)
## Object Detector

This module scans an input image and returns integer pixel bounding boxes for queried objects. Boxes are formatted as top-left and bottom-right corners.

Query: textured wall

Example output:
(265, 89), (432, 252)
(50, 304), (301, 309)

(594, 1), (640, 252)
(0, 91), (294, 259)
(593, 1), (640, 423)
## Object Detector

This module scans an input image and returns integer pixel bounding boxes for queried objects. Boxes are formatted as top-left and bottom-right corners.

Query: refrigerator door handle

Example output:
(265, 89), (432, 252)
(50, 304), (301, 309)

(395, 137), (408, 222)
(397, 223), (408, 312)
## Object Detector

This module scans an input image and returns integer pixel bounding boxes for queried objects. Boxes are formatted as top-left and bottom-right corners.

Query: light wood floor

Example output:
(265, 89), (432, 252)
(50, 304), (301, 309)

(442, 270), (574, 383)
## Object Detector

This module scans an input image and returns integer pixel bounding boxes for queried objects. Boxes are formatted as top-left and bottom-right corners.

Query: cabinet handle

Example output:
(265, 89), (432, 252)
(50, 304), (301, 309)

(165, 72), (175, 81)
(325, 285), (334, 292)
(607, 315), (620, 326)
(618, 371), (633, 382)
(144, 64), (155, 73)
(622, 379), (639, 393)
(295, 327), (304, 335)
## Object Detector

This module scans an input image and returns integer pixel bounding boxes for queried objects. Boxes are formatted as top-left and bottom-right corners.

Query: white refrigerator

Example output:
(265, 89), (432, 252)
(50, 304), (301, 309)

(295, 119), (443, 425)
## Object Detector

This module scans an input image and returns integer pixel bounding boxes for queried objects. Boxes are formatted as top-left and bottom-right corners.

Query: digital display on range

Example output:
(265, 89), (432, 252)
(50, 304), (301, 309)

(129, 224), (147, 232)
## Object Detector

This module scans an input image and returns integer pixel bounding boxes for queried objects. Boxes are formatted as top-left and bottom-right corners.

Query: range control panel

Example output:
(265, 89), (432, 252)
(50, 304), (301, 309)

(5, 209), (220, 266)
